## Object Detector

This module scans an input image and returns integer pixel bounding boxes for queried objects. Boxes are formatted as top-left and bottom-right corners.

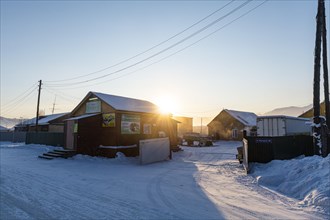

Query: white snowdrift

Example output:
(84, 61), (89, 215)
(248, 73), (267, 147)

(252, 154), (330, 214)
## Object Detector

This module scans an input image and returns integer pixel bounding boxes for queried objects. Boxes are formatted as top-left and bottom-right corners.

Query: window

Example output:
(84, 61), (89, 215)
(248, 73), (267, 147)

(232, 129), (238, 139)
(143, 124), (152, 134)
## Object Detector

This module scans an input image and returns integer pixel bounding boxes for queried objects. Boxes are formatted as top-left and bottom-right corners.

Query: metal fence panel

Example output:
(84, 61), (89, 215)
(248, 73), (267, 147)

(245, 135), (314, 164)
(0, 132), (26, 142)
(139, 138), (170, 165)
(26, 132), (64, 147)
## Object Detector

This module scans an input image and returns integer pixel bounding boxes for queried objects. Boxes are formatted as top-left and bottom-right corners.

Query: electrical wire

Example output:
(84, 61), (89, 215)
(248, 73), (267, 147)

(1, 83), (37, 108)
(44, 0), (236, 83)
(45, 0), (253, 87)
(43, 86), (81, 101)
(44, 0), (267, 90)
(0, 87), (37, 116)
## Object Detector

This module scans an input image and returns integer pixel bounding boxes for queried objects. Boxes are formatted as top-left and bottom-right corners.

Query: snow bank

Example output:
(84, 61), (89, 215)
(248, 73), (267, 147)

(252, 155), (330, 214)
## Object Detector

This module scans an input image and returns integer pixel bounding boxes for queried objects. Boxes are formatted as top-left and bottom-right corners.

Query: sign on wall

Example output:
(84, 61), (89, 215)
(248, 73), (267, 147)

(102, 113), (116, 127)
(143, 124), (152, 134)
(121, 114), (140, 134)
(86, 101), (101, 113)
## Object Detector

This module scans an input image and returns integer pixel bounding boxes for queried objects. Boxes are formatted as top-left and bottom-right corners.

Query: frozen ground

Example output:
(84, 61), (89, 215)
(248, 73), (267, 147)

(0, 141), (329, 219)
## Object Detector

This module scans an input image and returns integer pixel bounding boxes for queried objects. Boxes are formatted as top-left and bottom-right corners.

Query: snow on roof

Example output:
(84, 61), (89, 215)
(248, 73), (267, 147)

(92, 92), (160, 114)
(37, 113), (69, 125)
(225, 109), (257, 126)
(16, 113), (68, 126)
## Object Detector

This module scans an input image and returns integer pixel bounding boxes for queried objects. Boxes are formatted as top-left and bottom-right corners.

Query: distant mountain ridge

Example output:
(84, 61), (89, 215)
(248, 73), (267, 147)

(263, 104), (312, 117)
(0, 116), (27, 129)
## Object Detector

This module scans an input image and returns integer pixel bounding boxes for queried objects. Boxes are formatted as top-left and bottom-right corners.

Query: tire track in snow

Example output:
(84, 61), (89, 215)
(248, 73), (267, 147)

(1, 164), (179, 219)
(195, 158), (323, 219)
(146, 168), (185, 218)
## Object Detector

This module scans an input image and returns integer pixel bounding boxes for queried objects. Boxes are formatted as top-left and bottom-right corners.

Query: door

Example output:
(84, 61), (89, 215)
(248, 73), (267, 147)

(66, 120), (75, 150)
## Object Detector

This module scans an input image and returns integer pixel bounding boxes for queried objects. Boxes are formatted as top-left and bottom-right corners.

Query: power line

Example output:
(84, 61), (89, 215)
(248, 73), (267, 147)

(43, 86), (81, 101)
(44, 0), (267, 90)
(1, 83), (37, 108)
(0, 87), (37, 116)
(45, 0), (253, 87)
(44, 0), (235, 83)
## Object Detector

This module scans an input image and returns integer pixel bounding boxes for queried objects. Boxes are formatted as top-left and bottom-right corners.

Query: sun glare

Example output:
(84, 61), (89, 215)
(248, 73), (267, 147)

(156, 96), (179, 115)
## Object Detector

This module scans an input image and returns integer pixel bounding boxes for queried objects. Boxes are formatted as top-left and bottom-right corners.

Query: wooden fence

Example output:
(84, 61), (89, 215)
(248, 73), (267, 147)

(0, 132), (26, 142)
(26, 132), (64, 147)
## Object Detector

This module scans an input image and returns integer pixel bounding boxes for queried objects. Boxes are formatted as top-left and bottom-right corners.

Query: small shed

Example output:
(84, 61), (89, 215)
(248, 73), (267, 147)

(65, 92), (178, 157)
(207, 109), (257, 140)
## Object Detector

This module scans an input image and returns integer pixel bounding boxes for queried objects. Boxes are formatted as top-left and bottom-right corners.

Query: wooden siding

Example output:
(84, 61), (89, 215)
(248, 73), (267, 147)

(48, 124), (64, 133)
(68, 111), (178, 157)
(71, 93), (116, 117)
(208, 110), (245, 140)
(299, 102), (326, 118)
(172, 116), (193, 138)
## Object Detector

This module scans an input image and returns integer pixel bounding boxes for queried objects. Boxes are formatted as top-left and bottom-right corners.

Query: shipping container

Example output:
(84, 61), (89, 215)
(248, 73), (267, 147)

(257, 116), (311, 137)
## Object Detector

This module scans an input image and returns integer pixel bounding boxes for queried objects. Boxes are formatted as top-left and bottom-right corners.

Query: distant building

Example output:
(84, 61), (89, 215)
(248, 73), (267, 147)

(64, 91), (178, 157)
(172, 116), (193, 138)
(14, 113), (69, 132)
(207, 109), (257, 140)
(299, 101), (326, 118)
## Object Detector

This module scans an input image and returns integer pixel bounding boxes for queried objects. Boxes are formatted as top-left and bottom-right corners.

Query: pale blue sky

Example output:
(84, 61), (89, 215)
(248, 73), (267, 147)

(1, 0), (329, 124)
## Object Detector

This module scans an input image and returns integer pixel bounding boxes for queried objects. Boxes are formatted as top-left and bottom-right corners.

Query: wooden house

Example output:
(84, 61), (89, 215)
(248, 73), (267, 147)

(65, 92), (178, 157)
(207, 109), (257, 140)
(299, 101), (326, 118)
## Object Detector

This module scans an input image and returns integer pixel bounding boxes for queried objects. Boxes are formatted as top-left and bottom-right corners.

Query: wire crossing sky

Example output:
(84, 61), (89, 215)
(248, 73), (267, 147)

(44, 0), (254, 87)
(1, 0), (329, 123)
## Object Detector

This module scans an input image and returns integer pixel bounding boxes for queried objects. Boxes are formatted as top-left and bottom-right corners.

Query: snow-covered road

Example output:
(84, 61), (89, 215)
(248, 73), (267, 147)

(1, 141), (328, 219)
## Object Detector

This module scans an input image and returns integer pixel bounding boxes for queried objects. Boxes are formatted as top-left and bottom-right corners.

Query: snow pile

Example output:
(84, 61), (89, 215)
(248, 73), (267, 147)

(252, 155), (330, 214)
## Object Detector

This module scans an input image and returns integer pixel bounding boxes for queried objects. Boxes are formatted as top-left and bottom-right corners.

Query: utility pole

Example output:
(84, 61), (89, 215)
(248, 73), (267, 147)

(321, 0), (329, 157)
(313, 0), (328, 156)
(321, 0), (330, 128)
(35, 80), (42, 133)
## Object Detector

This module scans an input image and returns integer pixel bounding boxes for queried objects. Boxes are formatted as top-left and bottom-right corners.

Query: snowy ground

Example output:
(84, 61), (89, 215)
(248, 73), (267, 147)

(1, 141), (329, 219)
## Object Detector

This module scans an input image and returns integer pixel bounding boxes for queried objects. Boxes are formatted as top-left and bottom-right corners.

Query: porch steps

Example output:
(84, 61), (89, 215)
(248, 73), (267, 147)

(38, 149), (76, 160)
(38, 155), (55, 160)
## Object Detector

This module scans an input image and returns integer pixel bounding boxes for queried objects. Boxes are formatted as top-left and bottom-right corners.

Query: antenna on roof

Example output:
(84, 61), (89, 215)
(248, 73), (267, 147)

(50, 95), (58, 114)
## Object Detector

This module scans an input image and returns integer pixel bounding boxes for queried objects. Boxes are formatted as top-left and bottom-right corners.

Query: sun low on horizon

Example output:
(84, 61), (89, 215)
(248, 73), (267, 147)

(154, 95), (181, 115)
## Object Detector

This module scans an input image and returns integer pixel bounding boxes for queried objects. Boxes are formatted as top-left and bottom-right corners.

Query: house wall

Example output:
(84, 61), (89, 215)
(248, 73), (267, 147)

(28, 125), (48, 132)
(71, 95), (115, 117)
(68, 109), (178, 157)
(172, 116), (193, 138)
(99, 112), (177, 147)
(208, 110), (245, 141)
(48, 124), (64, 133)
(299, 102), (326, 118)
